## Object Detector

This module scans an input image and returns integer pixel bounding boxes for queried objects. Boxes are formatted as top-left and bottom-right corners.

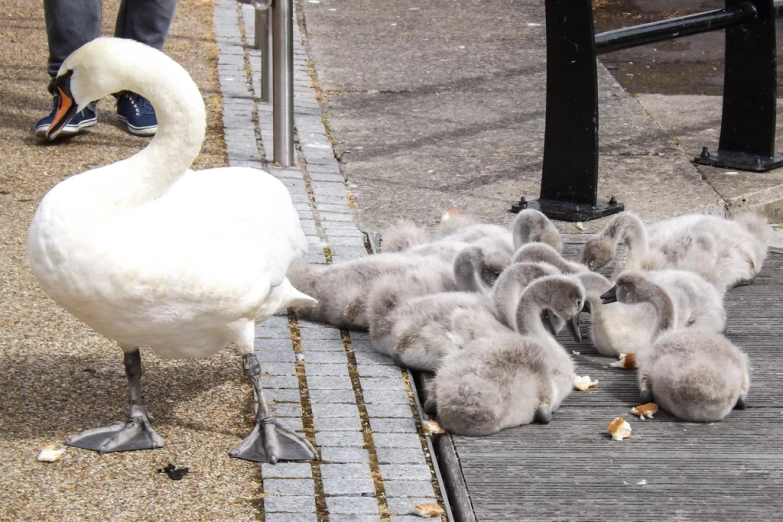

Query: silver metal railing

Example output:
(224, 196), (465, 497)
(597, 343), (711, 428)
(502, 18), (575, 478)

(239, 0), (294, 167)
(254, 8), (272, 102)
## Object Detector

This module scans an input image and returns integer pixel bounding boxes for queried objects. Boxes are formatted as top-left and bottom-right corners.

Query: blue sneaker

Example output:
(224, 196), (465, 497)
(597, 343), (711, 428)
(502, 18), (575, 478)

(116, 91), (158, 136)
(34, 94), (97, 139)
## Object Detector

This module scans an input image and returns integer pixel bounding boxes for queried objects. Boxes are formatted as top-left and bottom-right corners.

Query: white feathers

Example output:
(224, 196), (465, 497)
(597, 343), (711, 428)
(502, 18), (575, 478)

(27, 38), (313, 358)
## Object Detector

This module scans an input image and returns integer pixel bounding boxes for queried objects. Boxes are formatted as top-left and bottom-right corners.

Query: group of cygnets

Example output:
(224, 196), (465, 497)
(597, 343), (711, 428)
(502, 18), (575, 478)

(287, 208), (769, 436)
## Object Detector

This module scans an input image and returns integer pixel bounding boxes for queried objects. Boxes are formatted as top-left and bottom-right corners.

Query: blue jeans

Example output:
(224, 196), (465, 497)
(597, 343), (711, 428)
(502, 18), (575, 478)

(44, 0), (179, 89)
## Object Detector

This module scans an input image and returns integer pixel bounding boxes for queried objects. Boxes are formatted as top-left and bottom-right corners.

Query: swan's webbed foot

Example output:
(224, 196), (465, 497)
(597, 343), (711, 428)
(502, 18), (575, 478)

(230, 419), (317, 463)
(67, 349), (164, 453)
(235, 352), (317, 463)
(535, 404), (552, 424)
(639, 389), (653, 404)
(423, 396), (438, 416)
(730, 277), (755, 289)
(66, 406), (163, 453)
(735, 393), (748, 410)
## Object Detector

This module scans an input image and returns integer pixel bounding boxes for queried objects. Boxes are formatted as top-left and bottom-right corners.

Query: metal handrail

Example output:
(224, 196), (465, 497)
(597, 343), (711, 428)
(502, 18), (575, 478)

(595, 2), (758, 54)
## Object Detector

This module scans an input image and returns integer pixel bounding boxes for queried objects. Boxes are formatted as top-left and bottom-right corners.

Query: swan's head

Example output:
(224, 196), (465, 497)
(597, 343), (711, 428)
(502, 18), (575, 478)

(600, 270), (652, 305)
(47, 38), (139, 138)
(454, 244), (511, 293)
(47, 37), (195, 140)
(523, 275), (585, 339)
(581, 237), (613, 271)
(512, 209), (564, 253)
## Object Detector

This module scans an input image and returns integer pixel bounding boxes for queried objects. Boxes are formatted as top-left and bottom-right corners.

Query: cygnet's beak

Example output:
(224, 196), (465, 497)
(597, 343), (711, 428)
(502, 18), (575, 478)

(600, 286), (617, 304)
(582, 300), (592, 314)
(46, 70), (78, 140)
(542, 309), (558, 336)
(566, 313), (583, 343)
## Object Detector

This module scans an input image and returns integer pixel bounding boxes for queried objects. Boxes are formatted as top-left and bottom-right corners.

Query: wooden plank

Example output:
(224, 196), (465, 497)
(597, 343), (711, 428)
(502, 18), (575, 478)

(444, 244), (783, 521)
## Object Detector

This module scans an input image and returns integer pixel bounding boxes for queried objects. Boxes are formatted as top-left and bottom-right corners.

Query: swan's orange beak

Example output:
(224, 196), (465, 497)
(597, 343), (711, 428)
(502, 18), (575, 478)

(46, 70), (77, 140)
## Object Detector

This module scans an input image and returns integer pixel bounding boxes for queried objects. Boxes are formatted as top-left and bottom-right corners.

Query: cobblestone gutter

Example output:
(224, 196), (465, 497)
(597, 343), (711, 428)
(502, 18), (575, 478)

(211, 2), (447, 520)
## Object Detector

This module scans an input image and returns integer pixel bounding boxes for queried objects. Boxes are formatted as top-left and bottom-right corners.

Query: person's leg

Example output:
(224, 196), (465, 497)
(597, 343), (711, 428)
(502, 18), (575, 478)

(44, 0), (102, 84)
(37, 0), (101, 138)
(114, 0), (178, 49)
(113, 0), (179, 136)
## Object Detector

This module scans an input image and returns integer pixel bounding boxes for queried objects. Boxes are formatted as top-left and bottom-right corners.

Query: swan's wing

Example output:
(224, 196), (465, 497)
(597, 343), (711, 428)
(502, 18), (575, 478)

(99, 168), (309, 315)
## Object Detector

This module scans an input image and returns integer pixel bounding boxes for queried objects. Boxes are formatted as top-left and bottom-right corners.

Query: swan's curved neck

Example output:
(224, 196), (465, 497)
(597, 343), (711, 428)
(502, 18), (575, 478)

(604, 213), (648, 256)
(512, 218), (537, 251)
(493, 265), (544, 329)
(109, 75), (206, 208)
(514, 291), (550, 339)
(454, 249), (489, 293)
(60, 41), (208, 215)
(642, 283), (676, 334)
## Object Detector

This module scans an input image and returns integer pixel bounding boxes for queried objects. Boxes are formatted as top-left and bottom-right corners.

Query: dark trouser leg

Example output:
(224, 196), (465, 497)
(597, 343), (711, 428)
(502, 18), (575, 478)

(229, 353), (317, 463)
(65, 350), (164, 453)
(44, 0), (102, 84)
(114, 0), (178, 50)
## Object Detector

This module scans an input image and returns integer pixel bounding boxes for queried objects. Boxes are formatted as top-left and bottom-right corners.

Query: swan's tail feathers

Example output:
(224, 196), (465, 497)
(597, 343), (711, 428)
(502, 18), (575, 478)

(733, 211), (771, 244)
(381, 219), (430, 253)
(285, 282), (318, 310)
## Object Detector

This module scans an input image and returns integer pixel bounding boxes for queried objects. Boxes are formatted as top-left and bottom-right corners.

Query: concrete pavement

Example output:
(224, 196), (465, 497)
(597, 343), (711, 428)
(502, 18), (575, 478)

(299, 0), (783, 233)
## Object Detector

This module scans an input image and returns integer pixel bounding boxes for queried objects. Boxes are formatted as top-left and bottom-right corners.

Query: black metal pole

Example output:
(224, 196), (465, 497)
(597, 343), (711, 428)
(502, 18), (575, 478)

(595, 2), (758, 55)
(695, 0), (783, 171)
(513, 0), (623, 221)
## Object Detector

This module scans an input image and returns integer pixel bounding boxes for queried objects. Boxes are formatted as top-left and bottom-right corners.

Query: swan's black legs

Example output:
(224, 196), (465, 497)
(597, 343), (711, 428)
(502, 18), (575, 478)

(66, 350), (164, 453)
(638, 371), (653, 404)
(229, 353), (317, 463)
(535, 404), (552, 424)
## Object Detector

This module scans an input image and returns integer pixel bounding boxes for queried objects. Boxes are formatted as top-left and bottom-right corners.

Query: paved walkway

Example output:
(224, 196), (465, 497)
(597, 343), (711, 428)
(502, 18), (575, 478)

(216, 2), (446, 520)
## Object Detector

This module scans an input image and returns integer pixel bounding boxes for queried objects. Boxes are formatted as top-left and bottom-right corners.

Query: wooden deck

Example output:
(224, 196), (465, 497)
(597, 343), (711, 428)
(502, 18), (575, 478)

(439, 238), (783, 522)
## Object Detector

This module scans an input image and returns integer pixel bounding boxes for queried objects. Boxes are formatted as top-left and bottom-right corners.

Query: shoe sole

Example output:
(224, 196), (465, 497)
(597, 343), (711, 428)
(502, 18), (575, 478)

(117, 115), (158, 136)
(35, 117), (97, 139)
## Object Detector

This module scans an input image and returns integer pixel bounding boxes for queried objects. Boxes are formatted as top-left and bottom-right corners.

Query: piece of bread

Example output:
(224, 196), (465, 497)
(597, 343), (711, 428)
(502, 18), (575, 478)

(573, 374), (599, 391)
(610, 353), (637, 370)
(413, 503), (445, 517)
(631, 403), (658, 420)
(607, 418), (632, 440)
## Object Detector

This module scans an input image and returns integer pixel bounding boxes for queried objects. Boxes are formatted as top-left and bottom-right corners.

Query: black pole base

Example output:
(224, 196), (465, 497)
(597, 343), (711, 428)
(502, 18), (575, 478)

(511, 197), (624, 222)
(693, 148), (783, 173)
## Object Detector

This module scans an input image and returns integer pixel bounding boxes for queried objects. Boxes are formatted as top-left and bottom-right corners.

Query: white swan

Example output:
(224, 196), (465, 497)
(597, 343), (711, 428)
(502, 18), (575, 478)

(26, 37), (317, 463)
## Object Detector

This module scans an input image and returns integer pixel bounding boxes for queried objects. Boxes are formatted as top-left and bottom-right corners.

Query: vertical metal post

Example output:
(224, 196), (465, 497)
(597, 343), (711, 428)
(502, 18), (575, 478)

(272, 0), (295, 167)
(262, 9), (273, 103)
(254, 7), (263, 49)
(255, 8), (273, 102)
(513, 0), (622, 221)
(694, 0), (783, 171)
